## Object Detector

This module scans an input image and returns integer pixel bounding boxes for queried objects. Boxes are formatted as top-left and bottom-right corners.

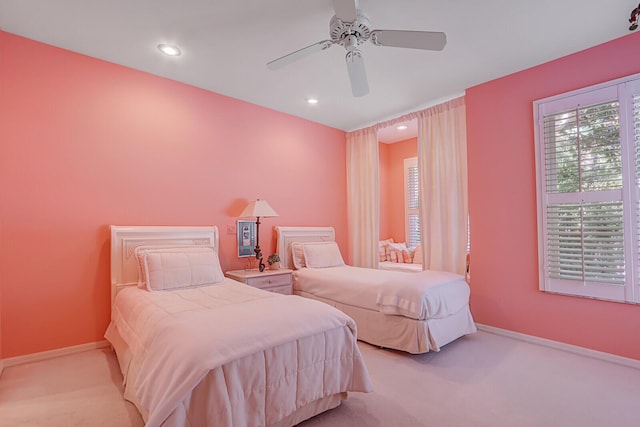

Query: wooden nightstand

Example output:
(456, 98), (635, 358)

(225, 268), (293, 295)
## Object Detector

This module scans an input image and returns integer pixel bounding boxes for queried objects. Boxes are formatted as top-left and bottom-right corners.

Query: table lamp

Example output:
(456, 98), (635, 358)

(239, 199), (279, 272)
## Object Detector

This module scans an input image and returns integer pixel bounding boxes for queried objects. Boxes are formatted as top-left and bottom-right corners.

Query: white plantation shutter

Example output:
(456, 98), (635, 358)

(543, 100), (625, 287)
(543, 102), (622, 193)
(635, 94), (640, 300)
(408, 214), (420, 248)
(535, 76), (640, 303)
(546, 202), (625, 284)
(405, 158), (420, 248)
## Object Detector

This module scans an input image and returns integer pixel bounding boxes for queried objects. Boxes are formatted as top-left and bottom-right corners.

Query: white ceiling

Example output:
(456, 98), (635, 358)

(0, 0), (633, 142)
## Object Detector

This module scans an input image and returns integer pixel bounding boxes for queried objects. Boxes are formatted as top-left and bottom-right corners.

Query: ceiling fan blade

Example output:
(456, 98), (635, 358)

(267, 40), (333, 70)
(332, 0), (358, 22)
(371, 30), (446, 51)
(345, 50), (369, 97)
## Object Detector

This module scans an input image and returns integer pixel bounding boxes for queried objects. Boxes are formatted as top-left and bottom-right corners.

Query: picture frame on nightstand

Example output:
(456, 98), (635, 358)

(237, 220), (255, 258)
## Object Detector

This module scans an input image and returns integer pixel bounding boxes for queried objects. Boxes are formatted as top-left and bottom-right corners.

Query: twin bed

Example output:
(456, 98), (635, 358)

(275, 226), (476, 354)
(105, 226), (372, 427)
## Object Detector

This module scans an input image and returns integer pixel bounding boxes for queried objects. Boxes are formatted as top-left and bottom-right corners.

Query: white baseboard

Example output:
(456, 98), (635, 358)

(476, 323), (640, 370)
(3, 329), (638, 371)
(3, 340), (111, 368)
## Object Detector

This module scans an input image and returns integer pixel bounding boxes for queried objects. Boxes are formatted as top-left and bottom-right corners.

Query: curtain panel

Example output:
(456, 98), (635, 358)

(346, 127), (380, 268)
(417, 97), (468, 274)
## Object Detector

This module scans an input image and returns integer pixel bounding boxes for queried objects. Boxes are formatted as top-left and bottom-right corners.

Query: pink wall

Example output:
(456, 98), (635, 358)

(466, 31), (640, 360)
(379, 138), (417, 243)
(0, 31), (348, 358)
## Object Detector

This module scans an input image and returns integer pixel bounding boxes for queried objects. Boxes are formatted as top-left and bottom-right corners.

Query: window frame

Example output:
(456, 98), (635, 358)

(534, 72), (640, 304)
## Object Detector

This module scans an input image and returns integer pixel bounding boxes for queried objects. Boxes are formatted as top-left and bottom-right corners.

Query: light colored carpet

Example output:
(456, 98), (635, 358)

(1, 331), (639, 426)
(0, 344), (143, 427)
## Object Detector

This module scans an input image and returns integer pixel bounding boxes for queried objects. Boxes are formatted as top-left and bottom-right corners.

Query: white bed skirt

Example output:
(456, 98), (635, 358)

(294, 290), (476, 354)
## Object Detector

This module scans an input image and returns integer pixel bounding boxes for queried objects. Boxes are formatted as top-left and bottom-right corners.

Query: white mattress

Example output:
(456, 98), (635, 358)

(106, 278), (372, 427)
(293, 266), (471, 320)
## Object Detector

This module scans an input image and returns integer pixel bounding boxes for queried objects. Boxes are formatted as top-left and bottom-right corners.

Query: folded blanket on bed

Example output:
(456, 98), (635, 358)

(111, 283), (372, 427)
(376, 270), (470, 320)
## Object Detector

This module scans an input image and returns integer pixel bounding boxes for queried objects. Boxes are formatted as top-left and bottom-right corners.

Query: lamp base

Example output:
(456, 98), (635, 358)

(255, 246), (265, 272)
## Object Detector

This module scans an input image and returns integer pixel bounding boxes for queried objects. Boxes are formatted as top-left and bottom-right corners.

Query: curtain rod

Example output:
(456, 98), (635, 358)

(346, 91), (465, 134)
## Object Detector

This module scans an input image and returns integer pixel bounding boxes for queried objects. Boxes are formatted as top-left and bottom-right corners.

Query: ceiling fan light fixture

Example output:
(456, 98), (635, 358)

(307, 98), (319, 105)
(266, 0), (446, 97)
(157, 44), (181, 56)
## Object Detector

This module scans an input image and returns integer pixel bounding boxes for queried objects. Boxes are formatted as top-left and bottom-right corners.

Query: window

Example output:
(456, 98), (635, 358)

(404, 157), (420, 248)
(534, 73), (640, 304)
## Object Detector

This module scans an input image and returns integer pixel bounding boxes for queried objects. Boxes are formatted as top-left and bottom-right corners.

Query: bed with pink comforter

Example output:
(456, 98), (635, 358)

(105, 279), (372, 427)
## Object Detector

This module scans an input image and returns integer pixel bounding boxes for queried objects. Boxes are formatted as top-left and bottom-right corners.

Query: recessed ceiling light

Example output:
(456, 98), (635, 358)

(157, 44), (181, 56)
(307, 98), (319, 105)
(397, 125), (408, 130)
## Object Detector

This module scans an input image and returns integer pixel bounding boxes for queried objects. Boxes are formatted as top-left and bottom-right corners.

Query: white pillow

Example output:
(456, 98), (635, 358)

(135, 245), (162, 288)
(134, 245), (202, 288)
(290, 242), (307, 269)
(135, 246), (224, 291)
(302, 242), (345, 268)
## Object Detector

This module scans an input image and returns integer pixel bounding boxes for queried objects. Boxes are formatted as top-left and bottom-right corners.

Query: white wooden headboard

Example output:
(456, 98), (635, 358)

(110, 225), (219, 302)
(275, 226), (336, 269)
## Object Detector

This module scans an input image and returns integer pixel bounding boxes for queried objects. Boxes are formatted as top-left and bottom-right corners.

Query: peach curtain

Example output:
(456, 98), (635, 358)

(346, 127), (379, 268)
(417, 97), (468, 274)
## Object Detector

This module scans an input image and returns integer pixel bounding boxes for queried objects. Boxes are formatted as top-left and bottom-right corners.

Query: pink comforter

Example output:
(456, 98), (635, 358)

(108, 281), (372, 427)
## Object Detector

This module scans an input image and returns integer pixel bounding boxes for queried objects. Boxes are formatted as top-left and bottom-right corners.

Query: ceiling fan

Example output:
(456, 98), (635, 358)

(266, 0), (447, 97)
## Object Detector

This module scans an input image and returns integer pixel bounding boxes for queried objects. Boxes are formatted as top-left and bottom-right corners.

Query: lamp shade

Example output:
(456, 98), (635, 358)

(239, 199), (279, 218)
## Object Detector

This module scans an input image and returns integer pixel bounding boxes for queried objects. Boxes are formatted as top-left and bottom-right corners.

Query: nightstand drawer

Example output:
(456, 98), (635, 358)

(225, 269), (293, 295)
(245, 273), (291, 289)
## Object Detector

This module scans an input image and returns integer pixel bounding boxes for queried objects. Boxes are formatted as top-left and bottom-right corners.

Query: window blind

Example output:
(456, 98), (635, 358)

(407, 164), (419, 210)
(546, 202), (625, 284)
(543, 102), (621, 194)
(408, 212), (420, 248)
(635, 94), (640, 187)
(405, 160), (420, 248)
(542, 102), (624, 285)
(635, 94), (640, 286)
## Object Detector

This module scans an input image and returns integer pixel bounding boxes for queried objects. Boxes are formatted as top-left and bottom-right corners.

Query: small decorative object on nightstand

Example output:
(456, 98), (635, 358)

(267, 253), (281, 270)
(225, 268), (293, 295)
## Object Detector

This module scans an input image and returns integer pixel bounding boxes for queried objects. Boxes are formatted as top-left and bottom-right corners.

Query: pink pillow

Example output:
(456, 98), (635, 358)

(387, 242), (411, 263)
(379, 238), (394, 262)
